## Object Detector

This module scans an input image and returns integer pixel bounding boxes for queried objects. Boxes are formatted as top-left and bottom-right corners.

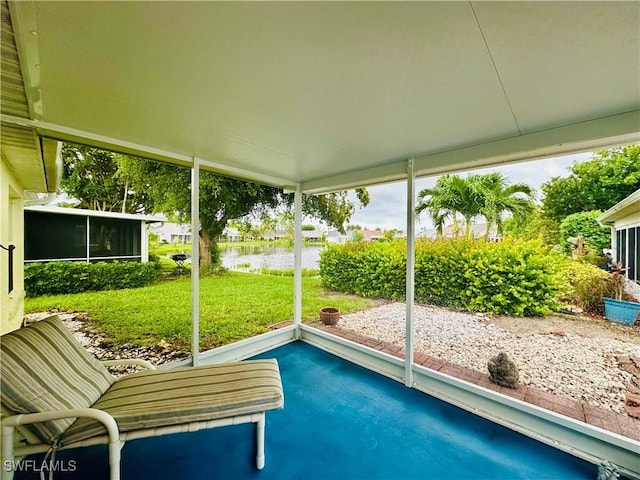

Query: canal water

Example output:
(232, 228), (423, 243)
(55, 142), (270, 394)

(220, 245), (323, 271)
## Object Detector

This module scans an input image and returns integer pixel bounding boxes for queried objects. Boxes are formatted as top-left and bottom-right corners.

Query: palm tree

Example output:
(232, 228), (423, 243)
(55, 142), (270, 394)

(469, 173), (535, 240)
(448, 175), (483, 237)
(416, 175), (456, 237)
(416, 175), (482, 237)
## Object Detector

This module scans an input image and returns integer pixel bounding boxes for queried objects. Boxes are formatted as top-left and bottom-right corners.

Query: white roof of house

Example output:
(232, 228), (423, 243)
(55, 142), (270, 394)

(597, 189), (640, 225)
(301, 230), (323, 238)
(25, 205), (165, 223)
(3, 2), (638, 195)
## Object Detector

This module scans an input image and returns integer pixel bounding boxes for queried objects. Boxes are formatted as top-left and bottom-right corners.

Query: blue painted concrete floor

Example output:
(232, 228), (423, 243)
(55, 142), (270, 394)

(17, 342), (599, 480)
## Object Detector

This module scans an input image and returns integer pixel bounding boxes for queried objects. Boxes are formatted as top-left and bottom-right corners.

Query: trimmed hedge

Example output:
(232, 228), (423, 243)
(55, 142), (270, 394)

(319, 238), (563, 316)
(25, 261), (160, 297)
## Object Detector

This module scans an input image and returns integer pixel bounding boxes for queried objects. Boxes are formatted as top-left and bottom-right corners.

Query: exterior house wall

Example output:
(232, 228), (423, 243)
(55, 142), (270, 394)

(598, 190), (640, 285)
(301, 230), (323, 242)
(220, 227), (241, 242)
(326, 230), (351, 243)
(1, 160), (26, 335)
(152, 222), (192, 244)
(611, 213), (640, 231)
(611, 212), (640, 283)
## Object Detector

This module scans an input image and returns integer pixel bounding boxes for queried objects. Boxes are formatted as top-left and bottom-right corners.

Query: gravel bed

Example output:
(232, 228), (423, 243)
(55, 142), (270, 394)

(337, 303), (640, 414)
(25, 312), (189, 376)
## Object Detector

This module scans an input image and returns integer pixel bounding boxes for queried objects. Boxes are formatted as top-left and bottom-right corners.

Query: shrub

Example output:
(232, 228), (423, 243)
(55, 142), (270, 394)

(199, 263), (227, 278)
(557, 261), (614, 314)
(559, 210), (610, 255)
(320, 238), (563, 316)
(25, 261), (159, 297)
(319, 241), (406, 301)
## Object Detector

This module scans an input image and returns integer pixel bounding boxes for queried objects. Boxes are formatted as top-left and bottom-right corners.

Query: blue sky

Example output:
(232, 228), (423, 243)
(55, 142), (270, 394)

(345, 151), (593, 232)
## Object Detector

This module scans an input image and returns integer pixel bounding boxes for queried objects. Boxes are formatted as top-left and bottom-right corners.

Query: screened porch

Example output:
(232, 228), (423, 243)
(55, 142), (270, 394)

(1, 1), (639, 479)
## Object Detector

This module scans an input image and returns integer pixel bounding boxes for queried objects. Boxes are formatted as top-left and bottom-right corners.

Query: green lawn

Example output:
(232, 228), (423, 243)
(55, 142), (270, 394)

(25, 272), (374, 351)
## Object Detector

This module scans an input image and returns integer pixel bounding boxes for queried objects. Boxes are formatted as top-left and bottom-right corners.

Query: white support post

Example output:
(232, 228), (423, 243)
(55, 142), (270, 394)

(191, 157), (200, 366)
(86, 216), (90, 262)
(141, 221), (148, 262)
(293, 185), (303, 334)
(405, 158), (416, 387)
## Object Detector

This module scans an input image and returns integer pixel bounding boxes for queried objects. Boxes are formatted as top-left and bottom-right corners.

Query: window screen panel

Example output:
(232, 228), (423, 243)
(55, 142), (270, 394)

(616, 229), (625, 266)
(89, 217), (140, 259)
(25, 211), (87, 261)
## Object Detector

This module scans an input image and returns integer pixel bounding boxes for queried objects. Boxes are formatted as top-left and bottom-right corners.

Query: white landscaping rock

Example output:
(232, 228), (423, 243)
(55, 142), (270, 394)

(338, 303), (640, 414)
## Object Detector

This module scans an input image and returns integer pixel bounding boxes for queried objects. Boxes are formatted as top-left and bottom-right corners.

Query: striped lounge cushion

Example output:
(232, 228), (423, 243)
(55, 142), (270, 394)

(0, 316), (115, 444)
(62, 359), (284, 445)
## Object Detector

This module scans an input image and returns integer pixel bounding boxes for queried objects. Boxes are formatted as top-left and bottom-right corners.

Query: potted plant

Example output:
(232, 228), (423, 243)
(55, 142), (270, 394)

(604, 263), (640, 325)
(319, 307), (341, 325)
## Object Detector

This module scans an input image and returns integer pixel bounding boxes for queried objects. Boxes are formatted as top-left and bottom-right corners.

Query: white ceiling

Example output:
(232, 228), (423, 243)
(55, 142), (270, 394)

(5, 1), (640, 192)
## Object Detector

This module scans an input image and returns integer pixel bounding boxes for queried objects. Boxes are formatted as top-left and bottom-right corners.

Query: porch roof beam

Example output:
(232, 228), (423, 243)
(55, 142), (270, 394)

(301, 110), (640, 194)
(0, 115), (297, 190)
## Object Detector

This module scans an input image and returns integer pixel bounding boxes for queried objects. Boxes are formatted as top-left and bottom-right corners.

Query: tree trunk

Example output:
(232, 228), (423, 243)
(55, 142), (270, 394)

(199, 230), (212, 268)
(484, 221), (492, 241)
(122, 183), (128, 213)
(199, 225), (223, 268)
(452, 216), (460, 237)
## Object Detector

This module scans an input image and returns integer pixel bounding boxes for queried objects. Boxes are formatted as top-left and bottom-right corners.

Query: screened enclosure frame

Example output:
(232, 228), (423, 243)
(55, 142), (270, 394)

(23, 207), (163, 264)
(178, 158), (640, 478)
(2, 1), (640, 477)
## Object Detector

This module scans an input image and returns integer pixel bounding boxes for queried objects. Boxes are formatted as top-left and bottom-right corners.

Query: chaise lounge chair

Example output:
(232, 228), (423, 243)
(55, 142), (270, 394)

(1, 316), (284, 480)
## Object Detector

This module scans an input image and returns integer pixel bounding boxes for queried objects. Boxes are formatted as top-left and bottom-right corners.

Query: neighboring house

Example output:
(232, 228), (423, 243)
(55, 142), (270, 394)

(361, 229), (385, 241)
(417, 228), (439, 239)
(153, 222), (192, 245)
(263, 229), (323, 242)
(264, 229), (289, 241)
(219, 227), (241, 243)
(154, 224), (245, 244)
(301, 230), (324, 242)
(598, 189), (640, 285)
(326, 230), (350, 244)
(327, 229), (402, 243)
(24, 205), (163, 264)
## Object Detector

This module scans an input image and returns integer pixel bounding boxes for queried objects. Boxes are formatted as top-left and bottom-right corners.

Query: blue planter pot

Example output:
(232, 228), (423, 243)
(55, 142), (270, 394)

(604, 298), (640, 325)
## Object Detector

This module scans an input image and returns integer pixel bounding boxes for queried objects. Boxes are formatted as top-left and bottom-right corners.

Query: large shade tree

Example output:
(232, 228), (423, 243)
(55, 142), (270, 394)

(60, 144), (152, 213)
(60, 144), (369, 267)
(541, 145), (640, 222)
